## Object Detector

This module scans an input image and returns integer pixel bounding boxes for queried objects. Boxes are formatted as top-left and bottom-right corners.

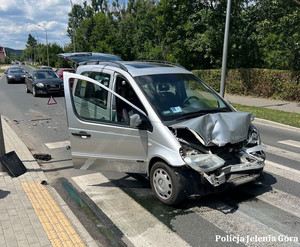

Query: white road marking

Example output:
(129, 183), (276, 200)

(278, 140), (300, 149)
(264, 160), (300, 184)
(45, 140), (71, 149)
(266, 145), (300, 162)
(192, 202), (291, 247)
(245, 187), (300, 219)
(192, 186), (300, 247)
(72, 173), (190, 247)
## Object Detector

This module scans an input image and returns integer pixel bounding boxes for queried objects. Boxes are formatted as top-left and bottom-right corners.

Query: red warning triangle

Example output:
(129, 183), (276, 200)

(47, 96), (57, 105)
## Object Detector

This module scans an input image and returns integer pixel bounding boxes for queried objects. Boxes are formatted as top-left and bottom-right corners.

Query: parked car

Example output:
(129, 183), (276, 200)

(25, 69), (64, 97)
(5, 67), (26, 83)
(61, 54), (266, 206)
(55, 68), (75, 80)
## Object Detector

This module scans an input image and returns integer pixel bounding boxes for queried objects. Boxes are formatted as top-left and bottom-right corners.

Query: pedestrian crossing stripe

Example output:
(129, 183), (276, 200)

(266, 145), (299, 162)
(265, 160), (300, 184)
(45, 140), (71, 149)
(278, 140), (300, 149)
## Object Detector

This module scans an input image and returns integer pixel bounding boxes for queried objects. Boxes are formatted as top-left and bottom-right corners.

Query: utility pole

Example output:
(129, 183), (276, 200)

(38, 24), (50, 67)
(220, 0), (232, 98)
(70, 0), (76, 53)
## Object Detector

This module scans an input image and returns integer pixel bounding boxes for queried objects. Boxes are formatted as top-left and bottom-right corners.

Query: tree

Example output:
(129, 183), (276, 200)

(91, 0), (109, 13)
(26, 34), (37, 48)
(65, 0), (300, 70)
(255, 0), (300, 70)
(25, 34), (38, 62)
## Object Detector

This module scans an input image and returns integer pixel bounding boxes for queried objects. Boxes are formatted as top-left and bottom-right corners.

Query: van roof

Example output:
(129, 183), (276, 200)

(57, 52), (190, 77)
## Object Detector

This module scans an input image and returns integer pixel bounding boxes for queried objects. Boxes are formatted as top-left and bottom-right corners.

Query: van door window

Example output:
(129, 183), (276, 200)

(73, 73), (111, 123)
(88, 72), (110, 107)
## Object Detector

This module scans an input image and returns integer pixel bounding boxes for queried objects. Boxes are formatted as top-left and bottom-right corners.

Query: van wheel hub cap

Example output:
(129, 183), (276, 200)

(153, 168), (172, 199)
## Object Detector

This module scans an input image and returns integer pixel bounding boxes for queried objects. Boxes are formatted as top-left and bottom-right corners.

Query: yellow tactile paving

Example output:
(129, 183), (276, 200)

(22, 182), (86, 247)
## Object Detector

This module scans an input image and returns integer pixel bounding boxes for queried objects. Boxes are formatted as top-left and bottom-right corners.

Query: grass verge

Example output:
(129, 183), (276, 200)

(232, 103), (300, 128)
(31, 65), (40, 69)
(0, 69), (5, 73)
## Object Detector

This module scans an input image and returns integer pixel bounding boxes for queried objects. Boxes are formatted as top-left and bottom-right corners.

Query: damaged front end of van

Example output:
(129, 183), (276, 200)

(170, 111), (266, 197)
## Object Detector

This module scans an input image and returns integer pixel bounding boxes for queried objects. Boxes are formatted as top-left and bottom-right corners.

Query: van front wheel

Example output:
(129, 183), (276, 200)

(150, 162), (185, 206)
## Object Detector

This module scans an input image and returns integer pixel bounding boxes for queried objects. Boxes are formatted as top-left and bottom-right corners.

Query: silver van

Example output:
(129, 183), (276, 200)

(62, 58), (266, 206)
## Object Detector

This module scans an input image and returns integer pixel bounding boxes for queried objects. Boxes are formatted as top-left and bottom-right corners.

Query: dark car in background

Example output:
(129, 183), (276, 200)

(25, 69), (64, 97)
(5, 67), (26, 83)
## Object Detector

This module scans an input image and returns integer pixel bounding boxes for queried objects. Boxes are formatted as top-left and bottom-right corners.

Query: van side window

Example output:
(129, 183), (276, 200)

(113, 77), (146, 126)
(73, 73), (111, 123)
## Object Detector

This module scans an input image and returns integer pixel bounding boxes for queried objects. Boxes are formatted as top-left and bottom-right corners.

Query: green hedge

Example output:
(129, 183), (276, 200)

(193, 68), (300, 102)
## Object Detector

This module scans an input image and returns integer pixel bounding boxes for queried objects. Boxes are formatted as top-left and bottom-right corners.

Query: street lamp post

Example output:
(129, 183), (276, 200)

(220, 0), (232, 98)
(70, 0), (76, 53)
(38, 24), (50, 67)
(31, 30), (41, 65)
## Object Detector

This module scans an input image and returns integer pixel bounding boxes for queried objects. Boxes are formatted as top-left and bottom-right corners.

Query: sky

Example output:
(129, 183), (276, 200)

(0, 0), (85, 50)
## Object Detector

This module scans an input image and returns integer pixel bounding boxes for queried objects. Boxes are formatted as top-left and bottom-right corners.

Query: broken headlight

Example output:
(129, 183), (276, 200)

(246, 125), (261, 146)
(184, 154), (225, 173)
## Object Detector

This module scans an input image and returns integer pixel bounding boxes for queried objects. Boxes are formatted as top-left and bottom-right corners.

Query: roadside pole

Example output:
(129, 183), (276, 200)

(0, 115), (7, 174)
(220, 0), (232, 97)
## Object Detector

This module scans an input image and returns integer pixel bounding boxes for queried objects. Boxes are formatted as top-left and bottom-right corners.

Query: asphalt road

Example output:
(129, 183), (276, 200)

(0, 67), (299, 247)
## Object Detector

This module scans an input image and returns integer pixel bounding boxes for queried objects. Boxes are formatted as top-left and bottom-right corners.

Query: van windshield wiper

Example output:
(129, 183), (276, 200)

(175, 109), (230, 121)
(175, 110), (208, 121)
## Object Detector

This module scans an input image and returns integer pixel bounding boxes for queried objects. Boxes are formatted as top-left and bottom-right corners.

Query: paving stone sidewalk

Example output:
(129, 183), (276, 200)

(0, 116), (97, 247)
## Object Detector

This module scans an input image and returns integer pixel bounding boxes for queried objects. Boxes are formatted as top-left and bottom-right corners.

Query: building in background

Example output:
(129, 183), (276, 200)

(0, 45), (6, 63)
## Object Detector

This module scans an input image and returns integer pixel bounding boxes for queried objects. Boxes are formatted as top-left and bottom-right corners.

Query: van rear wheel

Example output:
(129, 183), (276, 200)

(150, 161), (185, 206)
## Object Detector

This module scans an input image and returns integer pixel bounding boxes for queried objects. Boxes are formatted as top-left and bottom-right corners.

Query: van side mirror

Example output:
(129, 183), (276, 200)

(130, 114), (142, 127)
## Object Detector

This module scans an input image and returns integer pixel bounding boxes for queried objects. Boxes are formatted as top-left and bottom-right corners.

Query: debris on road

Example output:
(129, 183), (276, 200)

(33, 153), (52, 161)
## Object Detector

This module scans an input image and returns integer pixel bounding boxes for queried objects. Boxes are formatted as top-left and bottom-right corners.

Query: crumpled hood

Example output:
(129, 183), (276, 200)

(170, 111), (254, 147)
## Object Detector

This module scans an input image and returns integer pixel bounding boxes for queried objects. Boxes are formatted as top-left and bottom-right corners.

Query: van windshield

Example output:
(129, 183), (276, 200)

(134, 74), (232, 122)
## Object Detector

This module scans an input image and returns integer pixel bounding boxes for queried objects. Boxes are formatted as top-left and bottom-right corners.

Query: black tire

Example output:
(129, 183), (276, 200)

(150, 161), (185, 206)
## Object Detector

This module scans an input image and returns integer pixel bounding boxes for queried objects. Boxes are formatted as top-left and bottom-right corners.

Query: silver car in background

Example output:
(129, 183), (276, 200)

(62, 58), (266, 206)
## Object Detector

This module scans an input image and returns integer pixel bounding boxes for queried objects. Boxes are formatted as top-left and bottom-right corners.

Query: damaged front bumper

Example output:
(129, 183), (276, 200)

(183, 144), (266, 188)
